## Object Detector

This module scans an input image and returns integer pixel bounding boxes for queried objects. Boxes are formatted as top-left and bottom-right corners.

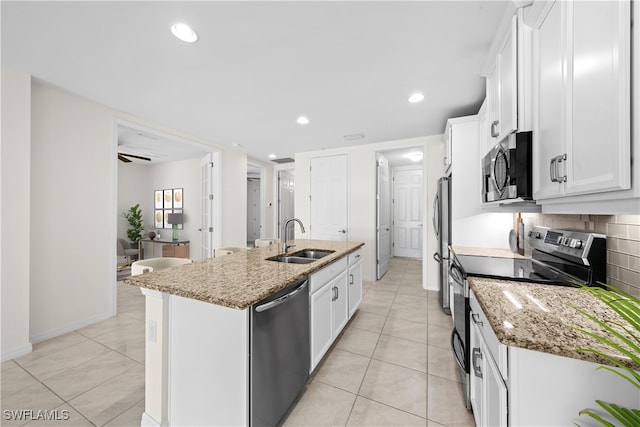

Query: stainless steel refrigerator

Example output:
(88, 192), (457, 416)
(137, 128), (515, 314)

(432, 174), (451, 314)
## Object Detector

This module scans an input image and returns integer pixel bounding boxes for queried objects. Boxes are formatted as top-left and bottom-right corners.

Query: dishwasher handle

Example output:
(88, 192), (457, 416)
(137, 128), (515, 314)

(255, 281), (308, 313)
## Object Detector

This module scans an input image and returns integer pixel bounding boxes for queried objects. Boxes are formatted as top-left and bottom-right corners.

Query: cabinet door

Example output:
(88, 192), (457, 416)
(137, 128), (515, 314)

(564, 0), (631, 196)
(331, 272), (349, 337)
(348, 260), (362, 318)
(469, 319), (483, 427)
(497, 14), (518, 140)
(486, 63), (500, 144)
(310, 283), (333, 372)
(483, 341), (508, 427)
(532, 0), (565, 200)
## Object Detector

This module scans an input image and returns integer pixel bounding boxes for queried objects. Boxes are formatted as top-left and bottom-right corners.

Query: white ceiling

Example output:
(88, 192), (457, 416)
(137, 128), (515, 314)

(2, 1), (507, 164)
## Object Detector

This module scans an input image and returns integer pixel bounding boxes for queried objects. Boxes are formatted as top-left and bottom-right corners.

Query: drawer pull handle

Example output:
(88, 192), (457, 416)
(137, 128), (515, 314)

(472, 313), (483, 326)
(472, 347), (483, 378)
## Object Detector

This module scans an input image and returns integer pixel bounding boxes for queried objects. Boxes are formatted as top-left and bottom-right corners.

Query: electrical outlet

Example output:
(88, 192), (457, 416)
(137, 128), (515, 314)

(148, 319), (157, 343)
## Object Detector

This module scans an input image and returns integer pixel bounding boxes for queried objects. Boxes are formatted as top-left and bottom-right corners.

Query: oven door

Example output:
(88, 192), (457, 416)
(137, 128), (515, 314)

(449, 260), (470, 409)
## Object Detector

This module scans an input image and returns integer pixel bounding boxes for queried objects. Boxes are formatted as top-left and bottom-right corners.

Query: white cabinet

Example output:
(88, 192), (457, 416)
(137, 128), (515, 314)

(447, 115), (481, 219)
(309, 254), (358, 372)
(443, 124), (452, 174)
(347, 249), (363, 318)
(310, 281), (333, 371)
(469, 290), (508, 427)
(531, 0), (631, 201)
(483, 9), (530, 146)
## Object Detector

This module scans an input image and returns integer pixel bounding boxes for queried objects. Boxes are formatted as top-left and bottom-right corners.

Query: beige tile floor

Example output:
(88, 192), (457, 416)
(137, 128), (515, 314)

(1, 258), (474, 426)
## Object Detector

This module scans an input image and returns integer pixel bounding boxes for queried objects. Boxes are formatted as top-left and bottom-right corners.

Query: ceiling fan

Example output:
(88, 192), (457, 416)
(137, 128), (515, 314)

(117, 152), (151, 163)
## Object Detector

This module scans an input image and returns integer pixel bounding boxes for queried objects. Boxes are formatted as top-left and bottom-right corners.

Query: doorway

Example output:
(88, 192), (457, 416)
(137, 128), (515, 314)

(375, 147), (424, 269)
(247, 163), (265, 247)
(277, 169), (295, 241)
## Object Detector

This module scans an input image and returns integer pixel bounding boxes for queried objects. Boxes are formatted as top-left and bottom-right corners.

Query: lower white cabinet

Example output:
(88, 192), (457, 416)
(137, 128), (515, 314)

(309, 254), (357, 372)
(470, 288), (640, 425)
(347, 249), (363, 318)
(469, 295), (508, 427)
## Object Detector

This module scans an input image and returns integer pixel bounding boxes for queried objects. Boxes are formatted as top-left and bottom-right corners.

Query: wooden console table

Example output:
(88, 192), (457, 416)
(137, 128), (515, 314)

(139, 238), (190, 259)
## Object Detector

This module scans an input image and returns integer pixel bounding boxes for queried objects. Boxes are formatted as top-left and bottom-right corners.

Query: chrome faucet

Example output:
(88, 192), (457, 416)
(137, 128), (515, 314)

(282, 218), (306, 253)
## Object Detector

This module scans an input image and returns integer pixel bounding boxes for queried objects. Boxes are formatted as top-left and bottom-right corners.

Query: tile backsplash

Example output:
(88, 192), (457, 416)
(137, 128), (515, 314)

(517, 213), (640, 296)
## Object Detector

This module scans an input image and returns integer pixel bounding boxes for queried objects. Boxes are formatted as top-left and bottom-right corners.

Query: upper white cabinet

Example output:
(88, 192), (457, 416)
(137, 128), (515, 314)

(529, 0), (631, 201)
(483, 8), (531, 146)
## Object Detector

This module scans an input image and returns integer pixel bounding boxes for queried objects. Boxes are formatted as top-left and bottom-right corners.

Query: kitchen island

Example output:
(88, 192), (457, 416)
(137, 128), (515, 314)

(125, 239), (364, 427)
(469, 277), (640, 425)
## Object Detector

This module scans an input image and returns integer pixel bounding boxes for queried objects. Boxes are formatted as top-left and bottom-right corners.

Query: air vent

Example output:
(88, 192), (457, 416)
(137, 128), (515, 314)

(343, 133), (364, 141)
(271, 157), (295, 164)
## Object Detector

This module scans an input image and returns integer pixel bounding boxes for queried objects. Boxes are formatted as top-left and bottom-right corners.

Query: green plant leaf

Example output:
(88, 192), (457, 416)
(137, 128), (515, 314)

(578, 408), (616, 427)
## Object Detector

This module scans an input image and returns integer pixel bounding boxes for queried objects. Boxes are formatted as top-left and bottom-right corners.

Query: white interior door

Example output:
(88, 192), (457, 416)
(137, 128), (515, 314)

(247, 179), (260, 243)
(310, 155), (348, 241)
(277, 170), (295, 241)
(393, 167), (423, 258)
(376, 154), (391, 279)
(200, 153), (215, 259)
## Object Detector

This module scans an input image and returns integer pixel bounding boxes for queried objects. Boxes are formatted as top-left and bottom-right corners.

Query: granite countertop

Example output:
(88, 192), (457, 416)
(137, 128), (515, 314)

(125, 239), (364, 310)
(469, 277), (639, 370)
(450, 245), (528, 259)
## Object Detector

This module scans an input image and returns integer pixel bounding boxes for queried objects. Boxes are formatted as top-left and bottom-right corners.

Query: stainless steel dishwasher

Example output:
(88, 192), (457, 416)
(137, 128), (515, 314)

(250, 278), (310, 427)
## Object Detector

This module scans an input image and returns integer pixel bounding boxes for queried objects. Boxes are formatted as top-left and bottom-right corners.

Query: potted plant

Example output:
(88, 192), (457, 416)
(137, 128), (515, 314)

(573, 285), (640, 425)
(122, 203), (144, 244)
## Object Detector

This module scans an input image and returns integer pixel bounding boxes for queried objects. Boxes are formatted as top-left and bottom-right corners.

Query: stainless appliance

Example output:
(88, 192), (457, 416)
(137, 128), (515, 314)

(482, 131), (532, 203)
(251, 278), (310, 426)
(449, 226), (606, 410)
(432, 175), (451, 314)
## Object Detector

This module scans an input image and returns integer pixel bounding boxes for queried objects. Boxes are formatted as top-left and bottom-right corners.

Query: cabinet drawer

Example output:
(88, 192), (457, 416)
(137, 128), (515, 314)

(469, 289), (508, 379)
(348, 249), (362, 265)
(309, 257), (348, 294)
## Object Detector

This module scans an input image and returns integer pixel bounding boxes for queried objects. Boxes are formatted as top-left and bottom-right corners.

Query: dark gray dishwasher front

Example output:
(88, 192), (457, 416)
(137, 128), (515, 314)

(250, 278), (310, 427)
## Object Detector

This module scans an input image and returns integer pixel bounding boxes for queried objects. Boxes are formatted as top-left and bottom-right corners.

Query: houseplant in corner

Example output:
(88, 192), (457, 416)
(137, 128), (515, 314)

(122, 203), (144, 244)
(573, 285), (640, 426)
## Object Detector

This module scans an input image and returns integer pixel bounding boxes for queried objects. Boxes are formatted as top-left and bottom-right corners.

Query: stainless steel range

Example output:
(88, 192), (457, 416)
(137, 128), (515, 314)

(448, 226), (607, 409)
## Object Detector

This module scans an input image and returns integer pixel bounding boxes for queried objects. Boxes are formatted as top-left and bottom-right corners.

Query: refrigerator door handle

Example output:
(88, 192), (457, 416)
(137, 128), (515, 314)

(432, 194), (440, 239)
(433, 252), (442, 264)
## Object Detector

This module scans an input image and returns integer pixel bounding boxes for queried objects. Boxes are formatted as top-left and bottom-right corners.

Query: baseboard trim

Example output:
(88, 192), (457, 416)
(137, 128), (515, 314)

(29, 311), (114, 344)
(141, 411), (162, 427)
(1, 342), (33, 362)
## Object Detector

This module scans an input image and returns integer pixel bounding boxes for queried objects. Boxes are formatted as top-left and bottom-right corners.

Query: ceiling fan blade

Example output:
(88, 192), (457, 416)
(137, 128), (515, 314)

(118, 152), (151, 162)
(118, 153), (132, 163)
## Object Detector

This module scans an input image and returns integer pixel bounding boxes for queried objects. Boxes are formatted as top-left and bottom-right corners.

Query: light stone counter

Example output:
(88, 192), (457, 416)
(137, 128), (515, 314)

(469, 277), (639, 370)
(125, 239), (364, 310)
(450, 245), (528, 259)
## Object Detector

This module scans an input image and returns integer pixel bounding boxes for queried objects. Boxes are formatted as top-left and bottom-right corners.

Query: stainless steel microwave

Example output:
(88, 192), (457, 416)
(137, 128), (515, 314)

(482, 131), (532, 203)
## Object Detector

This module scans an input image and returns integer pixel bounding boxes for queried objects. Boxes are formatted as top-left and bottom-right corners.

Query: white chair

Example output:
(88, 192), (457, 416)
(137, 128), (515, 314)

(131, 257), (192, 276)
(255, 238), (279, 248)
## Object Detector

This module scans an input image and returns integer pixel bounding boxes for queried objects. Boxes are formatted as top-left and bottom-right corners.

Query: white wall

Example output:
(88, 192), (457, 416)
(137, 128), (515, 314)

(1, 67), (33, 360)
(30, 82), (116, 342)
(146, 158), (201, 258)
(295, 136), (441, 285)
(7, 78), (248, 347)
(117, 162), (148, 244)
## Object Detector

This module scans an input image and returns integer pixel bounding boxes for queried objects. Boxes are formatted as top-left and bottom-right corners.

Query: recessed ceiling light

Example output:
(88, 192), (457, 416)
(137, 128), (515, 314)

(408, 93), (425, 103)
(296, 116), (309, 125)
(268, 154), (277, 159)
(406, 152), (423, 162)
(171, 23), (198, 43)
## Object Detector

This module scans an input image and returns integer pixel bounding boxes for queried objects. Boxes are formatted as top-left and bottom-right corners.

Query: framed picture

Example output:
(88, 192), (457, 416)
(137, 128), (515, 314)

(154, 210), (164, 229)
(163, 210), (173, 229)
(173, 188), (183, 209)
(163, 189), (173, 209)
(154, 190), (163, 209)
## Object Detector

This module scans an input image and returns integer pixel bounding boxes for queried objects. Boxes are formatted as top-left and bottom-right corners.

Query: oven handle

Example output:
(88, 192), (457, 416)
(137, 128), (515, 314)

(450, 329), (466, 373)
(450, 262), (464, 284)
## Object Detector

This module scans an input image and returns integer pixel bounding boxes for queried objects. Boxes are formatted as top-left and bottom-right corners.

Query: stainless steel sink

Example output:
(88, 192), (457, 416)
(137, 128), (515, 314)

(288, 250), (335, 259)
(267, 255), (316, 264)
(266, 249), (334, 264)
